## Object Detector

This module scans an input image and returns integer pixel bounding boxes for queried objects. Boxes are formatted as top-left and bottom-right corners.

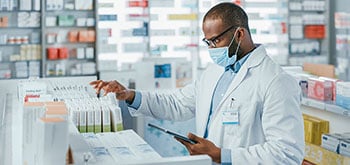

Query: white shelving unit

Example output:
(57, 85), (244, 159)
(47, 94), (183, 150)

(287, 0), (332, 65)
(301, 97), (350, 133)
(0, 0), (98, 79)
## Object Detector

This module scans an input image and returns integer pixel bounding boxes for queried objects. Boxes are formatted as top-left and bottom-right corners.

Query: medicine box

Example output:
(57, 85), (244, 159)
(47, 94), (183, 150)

(319, 77), (341, 101)
(303, 114), (329, 145)
(340, 139), (350, 157)
(335, 82), (350, 110)
(321, 134), (343, 153)
(36, 117), (68, 165)
(307, 77), (332, 101)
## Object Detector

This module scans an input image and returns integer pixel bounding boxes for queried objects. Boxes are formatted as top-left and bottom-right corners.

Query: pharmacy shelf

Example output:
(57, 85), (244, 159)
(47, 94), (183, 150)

(0, 10), (38, 12)
(0, 27), (40, 29)
(0, 44), (32, 46)
(301, 97), (350, 118)
(46, 42), (95, 45)
(45, 10), (94, 13)
(45, 26), (95, 28)
(42, 0), (98, 78)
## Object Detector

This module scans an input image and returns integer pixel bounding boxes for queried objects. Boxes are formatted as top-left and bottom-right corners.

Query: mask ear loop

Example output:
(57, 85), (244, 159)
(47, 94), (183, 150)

(228, 27), (240, 47)
(229, 27), (241, 59)
(234, 40), (241, 56)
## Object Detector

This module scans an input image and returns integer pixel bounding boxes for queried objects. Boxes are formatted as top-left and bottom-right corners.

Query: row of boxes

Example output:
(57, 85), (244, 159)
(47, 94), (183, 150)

(46, 63), (66, 76)
(303, 114), (329, 145)
(290, 70), (350, 110)
(46, 0), (93, 10)
(46, 16), (95, 27)
(70, 62), (96, 75)
(68, 30), (95, 43)
(322, 133), (350, 157)
(14, 61), (40, 78)
(46, 47), (94, 60)
(47, 47), (68, 60)
(17, 12), (40, 27)
(46, 30), (95, 43)
(9, 45), (41, 61)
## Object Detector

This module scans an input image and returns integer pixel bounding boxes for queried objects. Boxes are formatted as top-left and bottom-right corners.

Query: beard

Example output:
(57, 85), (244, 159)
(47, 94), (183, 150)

(228, 40), (243, 58)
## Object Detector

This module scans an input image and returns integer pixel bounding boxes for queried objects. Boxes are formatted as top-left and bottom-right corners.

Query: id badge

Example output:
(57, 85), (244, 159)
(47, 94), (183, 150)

(222, 109), (239, 125)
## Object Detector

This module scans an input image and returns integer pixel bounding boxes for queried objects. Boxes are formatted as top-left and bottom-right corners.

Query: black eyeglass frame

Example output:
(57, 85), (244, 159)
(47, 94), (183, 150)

(202, 25), (236, 48)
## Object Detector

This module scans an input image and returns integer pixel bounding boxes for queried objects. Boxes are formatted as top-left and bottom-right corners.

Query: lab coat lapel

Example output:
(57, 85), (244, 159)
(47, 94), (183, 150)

(197, 64), (223, 137)
(213, 46), (266, 116)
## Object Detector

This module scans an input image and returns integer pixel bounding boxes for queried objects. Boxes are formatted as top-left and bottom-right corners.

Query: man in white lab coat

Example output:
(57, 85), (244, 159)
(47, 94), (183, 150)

(90, 2), (305, 164)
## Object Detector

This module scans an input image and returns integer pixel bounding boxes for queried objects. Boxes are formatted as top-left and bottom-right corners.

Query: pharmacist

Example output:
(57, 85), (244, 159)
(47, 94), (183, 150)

(90, 2), (305, 164)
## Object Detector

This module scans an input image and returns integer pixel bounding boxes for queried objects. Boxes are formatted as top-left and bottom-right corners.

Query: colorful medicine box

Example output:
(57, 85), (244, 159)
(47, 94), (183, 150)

(307, 77), (332, 101)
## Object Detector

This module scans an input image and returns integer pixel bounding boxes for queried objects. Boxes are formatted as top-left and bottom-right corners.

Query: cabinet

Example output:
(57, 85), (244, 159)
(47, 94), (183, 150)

(0, 0), (98, 79)
(287, 0), (331, 65)
(0, 0), (41, 79)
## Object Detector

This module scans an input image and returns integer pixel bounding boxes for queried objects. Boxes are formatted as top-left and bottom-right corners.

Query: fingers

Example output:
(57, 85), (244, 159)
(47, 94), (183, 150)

(174, 137), (194, 154)
(188, 133), (202, 143)
(96, 81), (105, 94)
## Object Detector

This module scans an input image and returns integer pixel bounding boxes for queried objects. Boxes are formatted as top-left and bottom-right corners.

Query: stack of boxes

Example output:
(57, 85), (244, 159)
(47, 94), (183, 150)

(303, 114), (329, 145)
(22, 101), (68, 165)
(322, 133), (350, 157)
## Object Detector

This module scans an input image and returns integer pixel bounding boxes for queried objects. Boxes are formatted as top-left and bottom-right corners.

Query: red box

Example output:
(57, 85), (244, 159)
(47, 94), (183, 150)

(128, 0), (148, 7)
(307, 78), (332, 101)
(58, 48), (68, 59)
(304, 25), (325, 39)
(47, 48), (58, 60)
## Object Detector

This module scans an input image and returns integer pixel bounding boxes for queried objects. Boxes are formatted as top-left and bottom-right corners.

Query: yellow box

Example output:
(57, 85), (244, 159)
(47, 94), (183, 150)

(303, 114), (329, 145)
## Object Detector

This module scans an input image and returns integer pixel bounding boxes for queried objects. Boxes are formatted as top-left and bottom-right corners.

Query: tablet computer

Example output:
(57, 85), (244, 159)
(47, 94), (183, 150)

(148, 123), (197, 144)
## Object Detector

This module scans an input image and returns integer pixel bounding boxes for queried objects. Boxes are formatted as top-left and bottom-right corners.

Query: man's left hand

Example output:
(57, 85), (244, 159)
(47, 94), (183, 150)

(175, 133), (221, 163)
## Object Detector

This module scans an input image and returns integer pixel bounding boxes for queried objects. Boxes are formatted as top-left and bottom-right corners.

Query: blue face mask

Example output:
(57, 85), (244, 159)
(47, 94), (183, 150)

(208, 27), (241, 67)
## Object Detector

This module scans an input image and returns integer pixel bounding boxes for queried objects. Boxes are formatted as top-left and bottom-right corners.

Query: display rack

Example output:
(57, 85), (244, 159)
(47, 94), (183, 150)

(287, 0), (331, 65)
(302, 97), (350, 118)
(0, 0), (98, 79)
(0, 0), (42, 79)
(42, 0), (97, 77)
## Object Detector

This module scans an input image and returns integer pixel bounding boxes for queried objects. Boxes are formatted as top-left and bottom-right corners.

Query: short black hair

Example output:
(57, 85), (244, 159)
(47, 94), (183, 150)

(203, 2), (250, 33)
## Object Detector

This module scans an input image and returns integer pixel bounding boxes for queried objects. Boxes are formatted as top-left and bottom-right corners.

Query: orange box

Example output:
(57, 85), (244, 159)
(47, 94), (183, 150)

(47, 48), (58, 60)
(87, 30), (95, 42)
(78, 30), (88, 42)
(304, 25), (325, 39)
(307, 77), (332, 101)
(58, 47), (68, 59)
(68, 31), (78, 42)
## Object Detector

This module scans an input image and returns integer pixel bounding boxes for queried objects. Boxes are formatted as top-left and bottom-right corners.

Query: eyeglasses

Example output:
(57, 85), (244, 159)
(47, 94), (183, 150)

(202, 25), (236, 48)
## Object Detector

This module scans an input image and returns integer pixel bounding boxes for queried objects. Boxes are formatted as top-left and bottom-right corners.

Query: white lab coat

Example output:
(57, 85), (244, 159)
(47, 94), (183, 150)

(128, 45), (305, 164)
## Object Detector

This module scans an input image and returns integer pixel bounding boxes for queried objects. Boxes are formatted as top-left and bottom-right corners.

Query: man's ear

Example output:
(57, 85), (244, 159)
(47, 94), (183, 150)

(237, 28), (244, 39)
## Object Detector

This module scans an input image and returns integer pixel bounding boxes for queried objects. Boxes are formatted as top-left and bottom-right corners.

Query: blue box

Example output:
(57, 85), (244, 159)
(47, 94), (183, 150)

(336, 94), (350, 110)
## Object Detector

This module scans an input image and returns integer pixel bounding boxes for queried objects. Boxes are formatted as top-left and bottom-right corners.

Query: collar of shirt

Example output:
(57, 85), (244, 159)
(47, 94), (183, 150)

(225, 52), (252, 73)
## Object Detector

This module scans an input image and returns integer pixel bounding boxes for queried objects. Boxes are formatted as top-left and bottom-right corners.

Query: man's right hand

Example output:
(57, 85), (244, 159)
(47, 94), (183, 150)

(89, 80), (135, 102)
